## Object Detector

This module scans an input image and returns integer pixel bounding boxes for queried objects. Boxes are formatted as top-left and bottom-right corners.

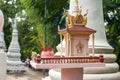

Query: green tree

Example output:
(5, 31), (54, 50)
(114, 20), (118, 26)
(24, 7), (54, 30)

(20, 0), (69, 51)
(103, 0), (120, 65)
(17, 18), (40, 60)
(1, 0), (69, 60)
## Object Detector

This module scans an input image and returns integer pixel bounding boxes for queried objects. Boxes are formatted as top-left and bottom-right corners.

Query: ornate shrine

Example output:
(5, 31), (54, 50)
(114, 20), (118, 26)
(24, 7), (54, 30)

(58, 9), (95, 56)
(30, 0), (105, 80)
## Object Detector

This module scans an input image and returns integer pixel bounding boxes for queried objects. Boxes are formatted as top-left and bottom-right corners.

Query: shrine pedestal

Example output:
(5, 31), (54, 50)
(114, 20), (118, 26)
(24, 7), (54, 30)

(30, 59), (104, 80)
(62, 68), (83, 80)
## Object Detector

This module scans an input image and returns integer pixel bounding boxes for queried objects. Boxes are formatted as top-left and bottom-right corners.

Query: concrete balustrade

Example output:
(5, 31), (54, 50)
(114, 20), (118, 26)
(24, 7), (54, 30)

(33, 56), (104, 64)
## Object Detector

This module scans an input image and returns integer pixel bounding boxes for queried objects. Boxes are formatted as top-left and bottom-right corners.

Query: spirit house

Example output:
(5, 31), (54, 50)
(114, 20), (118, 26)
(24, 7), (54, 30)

(30, 0), (104, 80)
(58, 8), (96, 56)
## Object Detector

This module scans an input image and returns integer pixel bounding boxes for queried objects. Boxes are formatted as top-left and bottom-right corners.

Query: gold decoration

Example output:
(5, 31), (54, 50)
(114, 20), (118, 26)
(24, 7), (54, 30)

(74, 10), (88, 25)
(64, 11), (75, 27)
(79, 6), (82, 13)
(64, 7), (88, 27)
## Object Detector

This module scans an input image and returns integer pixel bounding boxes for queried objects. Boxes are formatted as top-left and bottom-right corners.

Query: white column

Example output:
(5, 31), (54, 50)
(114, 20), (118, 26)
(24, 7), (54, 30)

(78, 0), (120, 80)
(0, 10), (4, 32)
(78, 0), (113, 53)
(0, 10), (6, 80)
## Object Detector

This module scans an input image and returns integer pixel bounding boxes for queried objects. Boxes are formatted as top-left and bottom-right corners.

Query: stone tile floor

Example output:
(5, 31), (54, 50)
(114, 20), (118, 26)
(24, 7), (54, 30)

(6, 67), (48, 80)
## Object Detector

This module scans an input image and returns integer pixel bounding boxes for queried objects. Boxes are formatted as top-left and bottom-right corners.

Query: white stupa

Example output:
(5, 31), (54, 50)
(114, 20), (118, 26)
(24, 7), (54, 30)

(7, 19), (25, 73)
(42, 0), (120, 80)
(0, 9), (6, 80)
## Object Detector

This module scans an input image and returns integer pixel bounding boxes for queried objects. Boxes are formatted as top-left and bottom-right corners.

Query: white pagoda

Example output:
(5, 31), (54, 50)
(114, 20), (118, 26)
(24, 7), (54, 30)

(7, 19), (25, 73)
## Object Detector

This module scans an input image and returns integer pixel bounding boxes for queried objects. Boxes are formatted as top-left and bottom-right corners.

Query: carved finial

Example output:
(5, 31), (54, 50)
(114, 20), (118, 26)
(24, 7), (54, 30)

(79, 6), (82, 13)
(84, 9), (88, 17)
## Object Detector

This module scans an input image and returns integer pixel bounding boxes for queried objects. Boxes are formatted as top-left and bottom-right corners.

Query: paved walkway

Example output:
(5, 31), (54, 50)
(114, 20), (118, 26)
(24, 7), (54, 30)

(6, 67), (48, 80)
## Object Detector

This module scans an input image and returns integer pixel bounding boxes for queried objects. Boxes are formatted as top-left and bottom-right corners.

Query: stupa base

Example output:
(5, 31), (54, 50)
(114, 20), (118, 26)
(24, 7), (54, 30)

(42, 69), (120, 80)
(84, 72), (120, 80)
(7, 60), (26, 73)
(0, 49), (6, 80)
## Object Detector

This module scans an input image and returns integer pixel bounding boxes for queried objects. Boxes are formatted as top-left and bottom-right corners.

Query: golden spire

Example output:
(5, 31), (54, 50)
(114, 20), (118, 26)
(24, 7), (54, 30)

(65, 8), (88, 26)
(64, 1), (88, 26)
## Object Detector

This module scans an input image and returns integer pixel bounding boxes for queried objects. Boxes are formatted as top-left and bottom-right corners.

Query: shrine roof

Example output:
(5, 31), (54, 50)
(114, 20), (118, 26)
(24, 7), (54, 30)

(68, 25), (96, 32)
(58, 25), (96, 35)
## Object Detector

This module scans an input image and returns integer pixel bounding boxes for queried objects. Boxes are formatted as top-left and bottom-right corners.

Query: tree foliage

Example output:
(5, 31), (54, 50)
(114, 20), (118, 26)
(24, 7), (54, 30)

(17, 19), (40, 60)
(0, 0), (40, 60)
(0, 0), (69, 60)
(103, 0), (120, 65)
(20, 0), (69, 23)
(20, 0), (69, 51)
